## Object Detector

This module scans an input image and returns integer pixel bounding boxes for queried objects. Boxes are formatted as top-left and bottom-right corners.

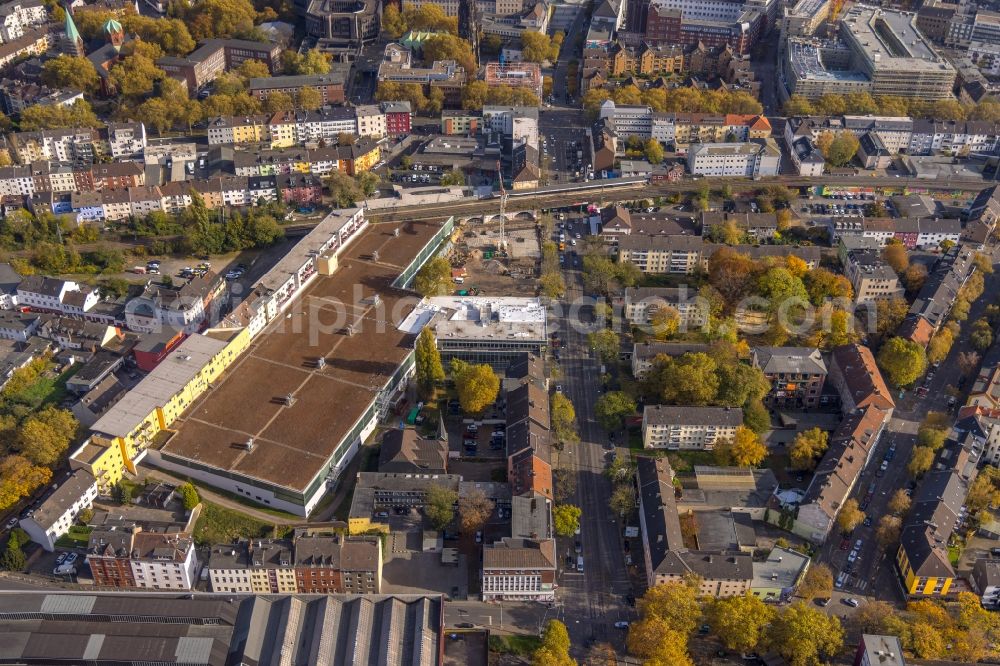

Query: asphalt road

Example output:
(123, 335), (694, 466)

(817, 242), (1000, 611)
(554, 257), (634, 653)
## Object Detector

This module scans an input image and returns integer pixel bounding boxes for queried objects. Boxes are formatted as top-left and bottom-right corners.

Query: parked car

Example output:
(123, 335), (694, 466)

(843, 598), (860, 608)
(614, 621), (630, 629)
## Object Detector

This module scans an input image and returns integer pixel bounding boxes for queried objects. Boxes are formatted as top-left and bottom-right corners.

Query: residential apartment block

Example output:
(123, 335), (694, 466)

(87, 525), (199, 590)
(843, 248), (904, 304)
(686, 140), (781, 177)
(751, 346), (827, 409)
(637, 456), (753, 595)
(622, 286), (708, 330)
(642, 404), (742, 449)
(19, 470), (97, 551)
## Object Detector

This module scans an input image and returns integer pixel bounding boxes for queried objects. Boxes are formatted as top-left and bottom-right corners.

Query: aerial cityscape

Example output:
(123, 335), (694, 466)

(1, 0), (1000, 663)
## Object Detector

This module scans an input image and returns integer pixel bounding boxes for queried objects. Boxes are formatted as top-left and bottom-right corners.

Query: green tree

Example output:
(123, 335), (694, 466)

(646, 352), (719, 405)
(836, 498), (865, 534)
(41, 55), (100, 91)
(552, 504), (582, 537)
(707, 594), (776, 653)
(550, 392), (578, 444)
(594, 391), (636, 431)
(796, 563), (833, 601)
(415, 328), (445, 399)
(451, 359), (499, 415)
(789, 427), (829, 471)
(424, 482), (457, 530)
(767, 602), (844, 666)
(111, 480), (133, 505)
(413, 256), (451, 296)
(177, 482), (200, 510)
(0, 543), (25, 571)
(439, 169), (465, 186)
(587, 329), (620, 364)
(609, 482), (636, 517)
(877, 337), (927, 388)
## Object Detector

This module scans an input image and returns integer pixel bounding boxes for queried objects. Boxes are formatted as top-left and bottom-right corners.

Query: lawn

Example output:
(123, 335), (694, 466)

(488, 634), (542, 656)
(949, 544), (962, 567)
(193, 501), (290, 546)
(55, 525), (92, 549)
(3, 364), (80, 411)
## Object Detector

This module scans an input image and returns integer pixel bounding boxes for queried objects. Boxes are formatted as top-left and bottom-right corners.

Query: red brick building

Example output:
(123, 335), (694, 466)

(293, 536), (382, 594)
(133, 329), (186, 373)
(644, 4), (759, 55)
(381, 101), (412, 137)
(91, 162), (145, 191)
(276, 173), (324, 206)
(86, 527), (137, 588)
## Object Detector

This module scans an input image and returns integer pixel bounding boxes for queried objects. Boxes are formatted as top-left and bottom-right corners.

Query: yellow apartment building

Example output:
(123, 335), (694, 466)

(82, 328), (250, 474)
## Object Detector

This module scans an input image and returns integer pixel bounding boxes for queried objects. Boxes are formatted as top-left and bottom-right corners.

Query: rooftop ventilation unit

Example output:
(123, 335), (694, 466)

(245, 437), (255, 452)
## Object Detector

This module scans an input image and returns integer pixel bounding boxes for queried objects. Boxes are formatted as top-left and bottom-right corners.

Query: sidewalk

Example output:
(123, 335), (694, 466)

(139, 468), (301, 526)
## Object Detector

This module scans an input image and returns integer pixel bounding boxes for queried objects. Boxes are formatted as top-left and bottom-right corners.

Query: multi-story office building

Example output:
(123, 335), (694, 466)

(642, 404), (742, 450)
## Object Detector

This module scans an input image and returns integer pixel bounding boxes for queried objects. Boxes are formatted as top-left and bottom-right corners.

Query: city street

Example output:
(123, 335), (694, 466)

(817, 242), (1000, 610)
(552, 257), (634, 652)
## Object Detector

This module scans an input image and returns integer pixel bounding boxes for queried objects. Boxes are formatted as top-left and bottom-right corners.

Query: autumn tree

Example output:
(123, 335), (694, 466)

(637, 581), (702, 635)
(552, 504), (582, 537)
(837, 498), (865, 534)
(609, 483), (636, 517)
(0, 455), (52, 511)
(707, 594), (776, 653)
(714, 426), (767, 467)
(876, 515), (902, 549)
(594, 391), (636, 432)
(550, 392), (579, 444)
(908, 445), (935, 478)
(16, 407), (78, 467)
(796, 563), (833, 601)
(789, 427), (829, 471)
(875, 296), (909, 337)
(767, 602), (844, 666)
(816, 130), (859, 167)
(644, 138), (665, 164)
(626, 618), (694, 666)
(413, 256), (451, 296)
(650, 305), (680, 339)
(533, 620), (576, 666)
(877, 336), (927, 387)
(883, 241), (909, 275)
(458, 487), (495, 533)
(888, 488), (911, 516)
(521, 31), (554, 63)
(451, 359), (499, 415)
(958, 351), (981, 377)
(415, 327), (445, 399)
(183, 0), (256, 40)
(424, 483), (457, 530)
(381, 3), (407, 38)
(42, 55), (100, 91)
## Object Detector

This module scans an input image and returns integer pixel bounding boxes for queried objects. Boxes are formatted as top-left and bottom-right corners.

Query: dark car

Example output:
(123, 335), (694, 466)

(456, 622), (474, 628)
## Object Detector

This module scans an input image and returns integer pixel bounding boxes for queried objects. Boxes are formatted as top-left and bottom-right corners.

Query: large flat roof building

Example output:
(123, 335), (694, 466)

(839, 6), (956, 99)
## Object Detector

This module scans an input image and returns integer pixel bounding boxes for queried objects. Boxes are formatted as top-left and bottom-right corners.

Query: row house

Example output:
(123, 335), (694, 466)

(206, 114), (271, 146)
(91, 161), (145, 191)
(276, 173), (323, 205)
(232, 142), (380, 177)
(832, 216), (962, 249)
(16, 275), (100, 316)
(908, 119), (1000, 156)
(0, 25), (48, 69)
(87, 525), (200, 591)
(9, 127), (99, 164)
(206, 535), (382, 595)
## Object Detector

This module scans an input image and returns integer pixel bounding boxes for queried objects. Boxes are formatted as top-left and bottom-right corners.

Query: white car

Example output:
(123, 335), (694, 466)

(844, 598), (860, 608)
(847, 549), (858, 563)
(835, 572), (847, 588)
(614, 621), (630, 629)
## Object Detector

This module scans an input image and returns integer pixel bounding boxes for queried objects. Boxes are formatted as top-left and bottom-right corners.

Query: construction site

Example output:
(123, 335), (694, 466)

(447, 215), (542, 297)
